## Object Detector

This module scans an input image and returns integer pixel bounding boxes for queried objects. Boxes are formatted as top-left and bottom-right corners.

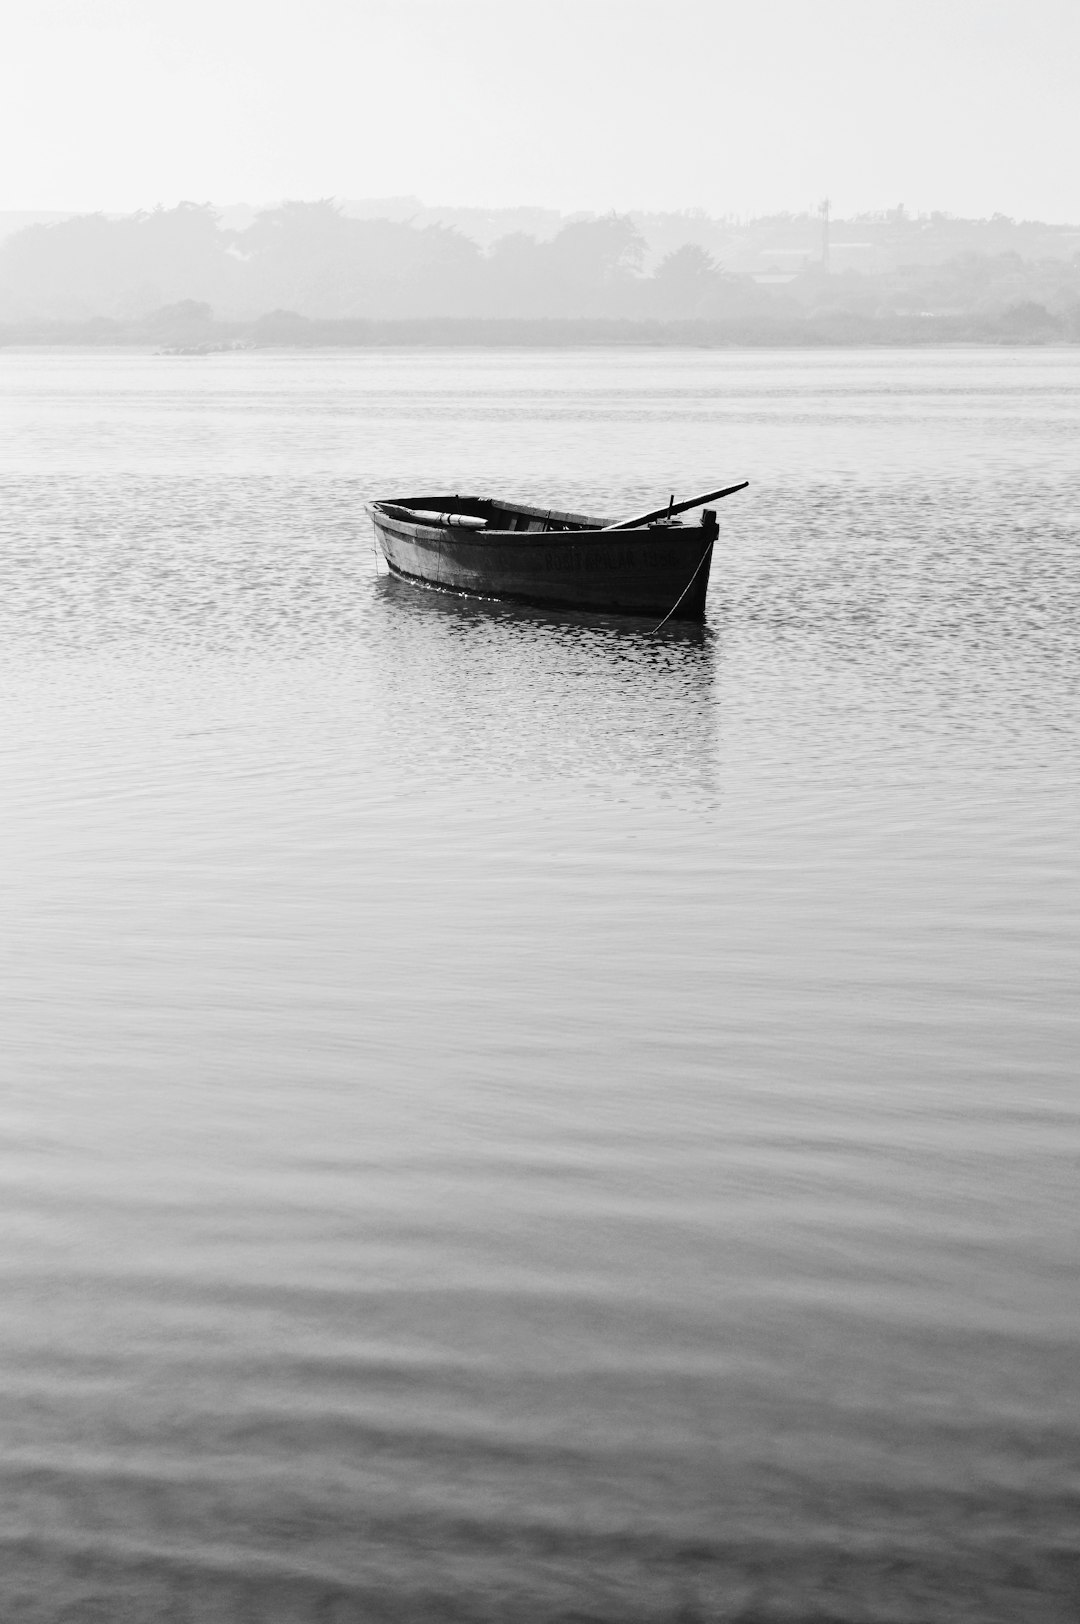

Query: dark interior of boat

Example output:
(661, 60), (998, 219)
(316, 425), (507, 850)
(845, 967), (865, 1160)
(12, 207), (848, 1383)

(376, 481), (746, 535)
(377, 496), (600, 533)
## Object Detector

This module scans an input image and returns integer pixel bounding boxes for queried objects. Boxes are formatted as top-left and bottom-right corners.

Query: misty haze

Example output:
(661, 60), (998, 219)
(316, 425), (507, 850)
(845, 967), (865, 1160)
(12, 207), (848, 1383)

(2, 3), (1079, 1622)
(2, 199), (1079, 344)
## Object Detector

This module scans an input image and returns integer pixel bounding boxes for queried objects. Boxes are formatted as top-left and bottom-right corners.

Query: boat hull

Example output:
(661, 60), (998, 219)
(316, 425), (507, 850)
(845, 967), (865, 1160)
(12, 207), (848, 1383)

(372, 509), (716, 621)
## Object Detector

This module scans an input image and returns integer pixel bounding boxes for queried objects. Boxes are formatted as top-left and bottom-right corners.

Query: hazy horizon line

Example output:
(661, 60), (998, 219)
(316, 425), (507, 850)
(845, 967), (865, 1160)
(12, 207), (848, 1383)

(6, 197), (1078, 224)
(3, 198), (1080, 229)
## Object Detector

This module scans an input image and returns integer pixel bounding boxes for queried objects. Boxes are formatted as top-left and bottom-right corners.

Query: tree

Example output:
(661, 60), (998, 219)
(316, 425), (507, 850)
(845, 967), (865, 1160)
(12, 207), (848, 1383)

(547, 214), (645, 288)
(996, 301), (1062, 339)
(484, 216), (648, 316)
(651, 243), (723, 314)
(0, 202), (232, 319)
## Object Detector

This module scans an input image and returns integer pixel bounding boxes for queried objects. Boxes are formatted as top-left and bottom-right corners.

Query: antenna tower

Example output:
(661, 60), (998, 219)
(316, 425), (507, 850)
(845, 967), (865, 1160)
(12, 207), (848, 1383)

(819, 197), (831, 272)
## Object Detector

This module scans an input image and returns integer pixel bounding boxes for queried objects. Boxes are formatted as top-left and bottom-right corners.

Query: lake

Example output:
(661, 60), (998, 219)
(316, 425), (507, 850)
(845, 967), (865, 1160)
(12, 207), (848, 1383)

(0, 346), (1077, 1622)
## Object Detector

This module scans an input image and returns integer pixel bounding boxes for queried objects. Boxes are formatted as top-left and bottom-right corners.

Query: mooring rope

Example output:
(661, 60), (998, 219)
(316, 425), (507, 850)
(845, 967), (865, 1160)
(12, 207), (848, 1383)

(649, 540), (715, 634)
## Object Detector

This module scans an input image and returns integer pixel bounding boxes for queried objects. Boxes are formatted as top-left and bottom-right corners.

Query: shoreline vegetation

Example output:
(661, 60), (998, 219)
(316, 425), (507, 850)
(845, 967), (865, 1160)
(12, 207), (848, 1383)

(1, 200), (1078, 347)
(2, 313), (1077, 348)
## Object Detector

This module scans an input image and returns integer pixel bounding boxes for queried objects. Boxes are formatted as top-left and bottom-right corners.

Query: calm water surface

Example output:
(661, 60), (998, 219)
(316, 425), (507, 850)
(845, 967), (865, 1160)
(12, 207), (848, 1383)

(0, 347), (1078, 1621)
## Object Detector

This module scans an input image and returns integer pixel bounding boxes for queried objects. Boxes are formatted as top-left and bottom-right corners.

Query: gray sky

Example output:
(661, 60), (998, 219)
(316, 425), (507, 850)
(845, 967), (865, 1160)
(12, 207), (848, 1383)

(4, 0), (1078, 219)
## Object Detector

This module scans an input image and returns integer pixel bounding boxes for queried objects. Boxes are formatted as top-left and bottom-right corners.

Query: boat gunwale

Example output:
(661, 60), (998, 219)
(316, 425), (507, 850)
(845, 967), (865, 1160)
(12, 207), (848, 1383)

(373, 494), (605, 530)
(373, 513), (697, 551)
(373, 496), (696, 544)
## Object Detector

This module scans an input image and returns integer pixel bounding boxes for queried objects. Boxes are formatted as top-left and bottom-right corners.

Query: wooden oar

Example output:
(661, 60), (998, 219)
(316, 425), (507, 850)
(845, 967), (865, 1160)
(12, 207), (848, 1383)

(600, 480), (748, 532)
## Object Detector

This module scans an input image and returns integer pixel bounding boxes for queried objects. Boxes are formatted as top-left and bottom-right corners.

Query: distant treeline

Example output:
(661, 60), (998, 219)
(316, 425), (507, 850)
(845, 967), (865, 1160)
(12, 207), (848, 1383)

(3, 309), (1075, 349)
(0, 200), (1078, 341)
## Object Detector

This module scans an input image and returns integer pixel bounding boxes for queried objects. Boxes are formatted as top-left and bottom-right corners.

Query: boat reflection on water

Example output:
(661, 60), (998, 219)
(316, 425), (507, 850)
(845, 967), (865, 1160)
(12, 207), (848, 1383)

(372, 566), (722, 809)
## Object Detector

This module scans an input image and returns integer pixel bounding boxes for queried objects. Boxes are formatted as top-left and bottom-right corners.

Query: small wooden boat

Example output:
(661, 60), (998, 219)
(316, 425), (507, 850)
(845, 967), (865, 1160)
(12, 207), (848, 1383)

(371, 482), (748, 622)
